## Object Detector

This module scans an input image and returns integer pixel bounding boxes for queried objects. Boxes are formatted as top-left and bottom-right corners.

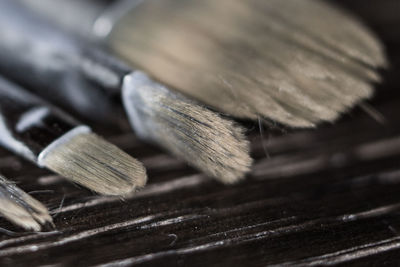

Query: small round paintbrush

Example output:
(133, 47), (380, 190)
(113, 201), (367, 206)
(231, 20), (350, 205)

(0, 1), (252, 184)
(0, 174), (53, 231)
(19, 0), (388, 128)
(0, 75), (147, 196)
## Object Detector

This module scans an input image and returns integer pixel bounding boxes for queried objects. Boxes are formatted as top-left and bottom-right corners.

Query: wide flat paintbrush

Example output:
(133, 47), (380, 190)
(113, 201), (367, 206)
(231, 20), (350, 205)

(0, 174), (53, 231)
(0, 1), (251, 184)
(0, 75), (146, 196)
(19, 0), (388, 128)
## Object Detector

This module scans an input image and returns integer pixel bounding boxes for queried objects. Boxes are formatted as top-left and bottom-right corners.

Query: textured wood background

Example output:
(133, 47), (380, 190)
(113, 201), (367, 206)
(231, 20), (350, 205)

(0, 1), (400, 266)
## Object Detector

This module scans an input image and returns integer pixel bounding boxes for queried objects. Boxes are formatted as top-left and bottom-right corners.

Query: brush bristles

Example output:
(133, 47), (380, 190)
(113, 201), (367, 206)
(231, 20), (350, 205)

(0, 176), (53, 231)
(123, 72), (252, 184)
(40, 133), (147, 195)
(110, 0), (387, 128)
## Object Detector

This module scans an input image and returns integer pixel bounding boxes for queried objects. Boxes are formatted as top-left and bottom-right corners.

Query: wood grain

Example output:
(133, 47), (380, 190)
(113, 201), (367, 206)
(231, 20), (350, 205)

(0, 1), (400, 266)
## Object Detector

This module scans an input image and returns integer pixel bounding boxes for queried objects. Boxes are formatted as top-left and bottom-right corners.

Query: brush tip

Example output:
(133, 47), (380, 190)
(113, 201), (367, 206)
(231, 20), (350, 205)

(123, 72), (252, 184)
(40, 131), (147, 196)
(0, 175), (53, 231)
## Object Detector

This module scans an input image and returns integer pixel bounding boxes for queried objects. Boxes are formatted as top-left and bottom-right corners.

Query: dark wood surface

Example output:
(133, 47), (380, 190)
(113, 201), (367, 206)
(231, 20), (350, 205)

(0, 1), (400, 266)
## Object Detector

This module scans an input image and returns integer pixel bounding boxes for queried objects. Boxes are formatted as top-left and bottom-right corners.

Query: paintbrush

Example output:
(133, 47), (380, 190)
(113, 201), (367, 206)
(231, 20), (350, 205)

(0, 174), (53, 231)
(19, 0), (388, 128)
(0, 75), (147, 196)
(0, 1), (251, 184)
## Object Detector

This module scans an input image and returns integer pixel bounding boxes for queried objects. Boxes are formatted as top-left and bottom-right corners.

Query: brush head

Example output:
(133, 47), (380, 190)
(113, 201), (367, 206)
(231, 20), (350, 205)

(123, 71), (252, 184)
(39, 131), (147, 196)
(109, 0), (387, 128)
(0, 175), (53, 231)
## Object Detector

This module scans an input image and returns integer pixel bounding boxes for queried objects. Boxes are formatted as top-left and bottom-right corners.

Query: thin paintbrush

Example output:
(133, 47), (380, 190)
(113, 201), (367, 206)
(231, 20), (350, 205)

(0, 174), (53, 231)
(0, 1), (251, 184)
(19, 0), (388, 128)
(0, 75), (147, 196)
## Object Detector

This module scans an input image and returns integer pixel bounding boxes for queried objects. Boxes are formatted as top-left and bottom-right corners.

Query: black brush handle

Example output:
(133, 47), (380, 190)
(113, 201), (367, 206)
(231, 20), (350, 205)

(0, 76), (80, 163)
(80, 47), (132, 95)
(0, 0), (125, 122)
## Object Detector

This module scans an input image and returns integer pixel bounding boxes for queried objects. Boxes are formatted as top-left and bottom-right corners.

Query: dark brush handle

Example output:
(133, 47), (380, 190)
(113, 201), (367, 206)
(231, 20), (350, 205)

(0, 0), (126, 122)
(0, 76), (80, 163)
(80, 47), (132, 94)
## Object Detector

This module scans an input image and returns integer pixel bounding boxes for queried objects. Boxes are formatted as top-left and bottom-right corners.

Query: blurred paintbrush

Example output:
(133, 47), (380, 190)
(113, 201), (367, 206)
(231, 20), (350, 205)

(19, 0), (388, 128)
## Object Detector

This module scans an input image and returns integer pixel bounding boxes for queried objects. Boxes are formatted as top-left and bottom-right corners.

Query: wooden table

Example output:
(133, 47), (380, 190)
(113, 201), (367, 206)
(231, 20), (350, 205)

(0, 1), (399, 266)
